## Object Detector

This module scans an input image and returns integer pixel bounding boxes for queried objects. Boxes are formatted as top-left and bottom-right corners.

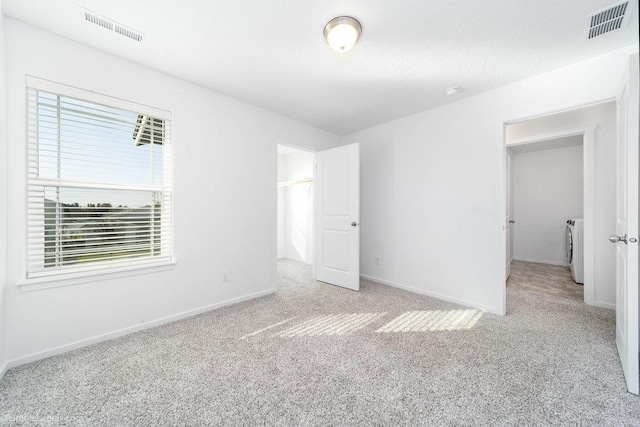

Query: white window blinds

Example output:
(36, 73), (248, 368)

(26, 83), (173, 278)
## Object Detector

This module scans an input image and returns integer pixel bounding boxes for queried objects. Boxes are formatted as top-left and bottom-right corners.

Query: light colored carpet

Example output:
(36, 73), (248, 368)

(0, 259), (638, 426)
(508, 260), (584, 302)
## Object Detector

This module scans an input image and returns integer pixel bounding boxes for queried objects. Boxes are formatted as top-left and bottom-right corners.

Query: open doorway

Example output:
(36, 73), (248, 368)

(274, 142), (361, 293)
(507, 135), (585, 302)
(504, 101), (617, 310)
(277, 144), (316, 287)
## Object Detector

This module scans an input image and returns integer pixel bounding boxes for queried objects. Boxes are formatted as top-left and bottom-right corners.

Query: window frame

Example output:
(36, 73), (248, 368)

(22, 76), (175, 287)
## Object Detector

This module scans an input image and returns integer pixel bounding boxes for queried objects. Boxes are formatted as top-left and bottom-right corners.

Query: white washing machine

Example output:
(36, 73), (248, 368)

(566, 219), (584, 284)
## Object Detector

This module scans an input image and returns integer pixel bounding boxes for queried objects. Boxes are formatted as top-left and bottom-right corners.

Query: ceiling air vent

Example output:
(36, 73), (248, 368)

(82, 8), (144, 42)
(84, 11), (113, 31)
(115, 25), (144, 42)
(586, 0), (634, 39)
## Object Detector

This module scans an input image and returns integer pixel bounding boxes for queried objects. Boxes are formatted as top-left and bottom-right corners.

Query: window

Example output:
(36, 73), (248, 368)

(26, 79), (173, 279)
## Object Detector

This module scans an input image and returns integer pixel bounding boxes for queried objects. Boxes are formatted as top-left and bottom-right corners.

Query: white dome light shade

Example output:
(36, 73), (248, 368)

(323, 16), (362, 53)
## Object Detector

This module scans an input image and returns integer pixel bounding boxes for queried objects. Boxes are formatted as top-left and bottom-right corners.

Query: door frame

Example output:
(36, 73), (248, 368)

(505, 150), (512, 279)
(272, 141), (317, 292)
(497, 98), (615, 314)
(505, 126), (596, 306)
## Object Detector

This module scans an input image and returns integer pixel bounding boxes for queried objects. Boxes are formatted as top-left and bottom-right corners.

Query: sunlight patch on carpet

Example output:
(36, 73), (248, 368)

(240, 317), (298, 340)
(278, 313), (386, 337)
(375, 309), (482, 333)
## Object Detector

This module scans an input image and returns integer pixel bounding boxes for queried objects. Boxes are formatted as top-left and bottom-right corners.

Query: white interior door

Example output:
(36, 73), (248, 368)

(612, 53), (639, 395)
(315, 143), (360, 290)
(506, 150), (512, 279)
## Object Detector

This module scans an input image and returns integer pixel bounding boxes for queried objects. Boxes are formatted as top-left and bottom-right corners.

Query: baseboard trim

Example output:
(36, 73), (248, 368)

(5, 289), (275, 371)
(513, 257), (567, 267)
(360, 274), (500, 315)
(593, 300), (615, 310)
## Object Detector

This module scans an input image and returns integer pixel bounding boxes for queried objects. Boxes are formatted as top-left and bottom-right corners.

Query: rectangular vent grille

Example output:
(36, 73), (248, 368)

(587, 1), (631, 39)
(115, 25), (144, 42)
(84, 12), (113, 31)
(82, 9), (144, 42)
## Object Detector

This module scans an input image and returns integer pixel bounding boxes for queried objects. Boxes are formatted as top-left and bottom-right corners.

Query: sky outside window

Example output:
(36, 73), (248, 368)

(37, 91), (164, 207)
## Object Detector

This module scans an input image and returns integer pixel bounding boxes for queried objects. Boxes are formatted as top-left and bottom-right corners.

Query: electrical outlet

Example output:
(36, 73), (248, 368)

(375, 256), (381, 266)
(222, 271), (230, 282)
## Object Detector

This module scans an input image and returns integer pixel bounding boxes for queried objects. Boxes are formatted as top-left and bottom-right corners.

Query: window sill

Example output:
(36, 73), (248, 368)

(18, 260), (177, 292)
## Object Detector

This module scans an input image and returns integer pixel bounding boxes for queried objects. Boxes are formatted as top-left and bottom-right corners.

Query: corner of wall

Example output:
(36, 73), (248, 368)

(0, 0), (8, 379)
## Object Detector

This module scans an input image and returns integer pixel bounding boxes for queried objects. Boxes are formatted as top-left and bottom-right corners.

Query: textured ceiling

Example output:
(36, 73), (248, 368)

(3, 0), (639, 135)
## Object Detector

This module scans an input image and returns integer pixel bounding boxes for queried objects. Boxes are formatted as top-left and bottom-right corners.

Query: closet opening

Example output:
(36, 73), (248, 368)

(276, 144), (316, 286)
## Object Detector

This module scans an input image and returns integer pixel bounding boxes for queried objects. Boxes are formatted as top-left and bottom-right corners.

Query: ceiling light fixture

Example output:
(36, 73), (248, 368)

(323, 16), (362, 53)
(446, 87), (462, 96)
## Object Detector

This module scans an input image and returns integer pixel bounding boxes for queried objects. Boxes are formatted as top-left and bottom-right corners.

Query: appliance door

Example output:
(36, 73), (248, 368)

(566, 225), (573, 265)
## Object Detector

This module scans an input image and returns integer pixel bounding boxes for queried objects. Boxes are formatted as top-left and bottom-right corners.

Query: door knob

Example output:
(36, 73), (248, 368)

(609, 234), (628, 244)
(351, 221), (359, 227)
(509, 220), (516, 224)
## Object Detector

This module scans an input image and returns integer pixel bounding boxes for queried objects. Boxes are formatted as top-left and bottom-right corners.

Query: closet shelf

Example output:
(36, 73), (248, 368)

(277, 178), (313, 187)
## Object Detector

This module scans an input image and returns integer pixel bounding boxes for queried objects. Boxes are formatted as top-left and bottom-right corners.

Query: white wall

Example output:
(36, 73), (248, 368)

(3, 19), (341, 364)
(511, 144), (583, 265)
(506, 102), (617, 307)
(284, 150), (314, 181)
(344, 45), (637, 314)
(277, 149), (314, 264)
(0, 1), (8, 377)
